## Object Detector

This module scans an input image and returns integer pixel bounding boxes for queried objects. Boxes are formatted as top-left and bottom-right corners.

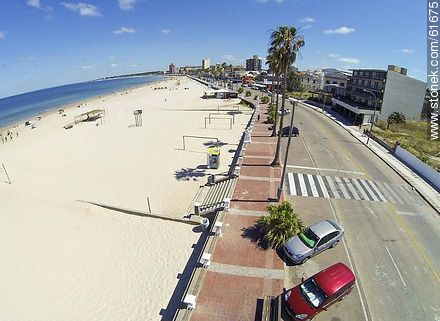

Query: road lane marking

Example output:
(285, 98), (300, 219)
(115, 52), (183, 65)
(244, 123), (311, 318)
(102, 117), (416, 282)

(335, 176), (350, 199)
(387, 203), (440, 284)
(298, 173), (307, 196)
(385, 246), (407, 287)
(288, 172), (296, 196)
(316, 175), (330, 198)
(358, 179), (380, 201)
(286, 164), (365, 175)
(307, 174), (319, 197)
(368, 181), (388, 202)
(343, 177), (361, 200)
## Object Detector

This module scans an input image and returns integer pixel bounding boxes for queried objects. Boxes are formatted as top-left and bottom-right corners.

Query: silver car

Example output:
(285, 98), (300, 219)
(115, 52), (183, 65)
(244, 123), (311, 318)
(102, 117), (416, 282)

(284, 220), (344, 264)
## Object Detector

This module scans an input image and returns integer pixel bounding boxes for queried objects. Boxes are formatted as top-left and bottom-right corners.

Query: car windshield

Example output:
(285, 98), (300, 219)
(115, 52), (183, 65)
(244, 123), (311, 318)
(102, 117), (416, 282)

(300, 278), (327, 308)
(299, 228), (319, 248)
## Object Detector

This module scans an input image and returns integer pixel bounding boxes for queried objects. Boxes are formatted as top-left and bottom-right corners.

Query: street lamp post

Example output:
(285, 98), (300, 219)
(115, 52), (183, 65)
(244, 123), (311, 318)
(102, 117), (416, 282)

(277, 100), (296, 201)
(363, 89), (378, 144)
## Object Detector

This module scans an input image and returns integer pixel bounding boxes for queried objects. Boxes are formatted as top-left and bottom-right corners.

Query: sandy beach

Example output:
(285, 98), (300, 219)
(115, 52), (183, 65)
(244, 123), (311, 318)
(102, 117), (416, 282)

(0, 77), (252, 321)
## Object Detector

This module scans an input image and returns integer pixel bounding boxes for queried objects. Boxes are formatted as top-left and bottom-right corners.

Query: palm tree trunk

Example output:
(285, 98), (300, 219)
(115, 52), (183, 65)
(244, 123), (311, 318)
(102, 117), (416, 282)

(271, 74), (280, 137)
(271, 67), (288, 167)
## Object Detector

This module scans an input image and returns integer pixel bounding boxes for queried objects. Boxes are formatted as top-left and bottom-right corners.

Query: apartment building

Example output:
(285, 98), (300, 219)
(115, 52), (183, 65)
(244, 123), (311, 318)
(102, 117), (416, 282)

(300, 69), (325, 91)
(246, 55), (262, 71)
(332, 65), (426, 124)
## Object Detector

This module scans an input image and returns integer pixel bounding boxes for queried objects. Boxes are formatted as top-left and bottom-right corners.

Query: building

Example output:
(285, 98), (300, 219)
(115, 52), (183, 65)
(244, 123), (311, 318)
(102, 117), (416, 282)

(332, 65), (427, 124)
(202, 59), (210, 70)
(323, 71), (350, 96)
(300, 69), (325, 91)
(179, 65), (202, 74)
(168, 63), (176, 74)
(246, 55), (262, 71)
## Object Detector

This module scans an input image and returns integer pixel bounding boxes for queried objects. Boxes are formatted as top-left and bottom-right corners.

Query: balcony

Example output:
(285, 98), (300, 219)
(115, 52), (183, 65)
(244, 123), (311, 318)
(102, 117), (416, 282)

(331, 96), (378, 115)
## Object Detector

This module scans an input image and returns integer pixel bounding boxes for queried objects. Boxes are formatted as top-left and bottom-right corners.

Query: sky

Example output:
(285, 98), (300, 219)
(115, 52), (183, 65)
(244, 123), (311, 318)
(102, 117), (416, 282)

(0, 0), (426, 98)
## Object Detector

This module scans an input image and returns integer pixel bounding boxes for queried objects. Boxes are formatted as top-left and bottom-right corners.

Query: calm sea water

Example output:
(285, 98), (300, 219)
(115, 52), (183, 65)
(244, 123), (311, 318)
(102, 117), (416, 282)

(0, 76), (164, 128)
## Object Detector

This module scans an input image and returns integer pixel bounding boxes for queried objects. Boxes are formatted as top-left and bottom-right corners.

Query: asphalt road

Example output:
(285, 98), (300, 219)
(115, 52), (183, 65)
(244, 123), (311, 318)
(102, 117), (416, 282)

(277, 101), (440, 321)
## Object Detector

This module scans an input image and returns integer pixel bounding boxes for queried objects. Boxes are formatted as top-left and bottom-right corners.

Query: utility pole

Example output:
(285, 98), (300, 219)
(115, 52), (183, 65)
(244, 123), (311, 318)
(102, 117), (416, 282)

(277, 101), (296, 201)
(363, 89), (378, 145)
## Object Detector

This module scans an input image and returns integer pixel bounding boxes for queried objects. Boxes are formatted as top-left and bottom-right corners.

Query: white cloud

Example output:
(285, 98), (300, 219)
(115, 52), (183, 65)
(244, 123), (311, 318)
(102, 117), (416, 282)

(402, 48), (415, 54)
(0, 32), (5, 40)
(119, 0), (136, 10)
(324, 26), (355, 35)
(223, 54), (234, 60)
(303, 24), (313, 29)
(161, 28), (171, 34)
(298, 17), (315, 23)
(328, 53), (360, 64)
(339, 57), (360, 64)
(113, 27), (135, 34)
(61, 2), (101, 16)
(82, 65), (94, 69)
(27, 0), (41, 8)
(129, 64), (138, 67)
(111, 63), (119, 67)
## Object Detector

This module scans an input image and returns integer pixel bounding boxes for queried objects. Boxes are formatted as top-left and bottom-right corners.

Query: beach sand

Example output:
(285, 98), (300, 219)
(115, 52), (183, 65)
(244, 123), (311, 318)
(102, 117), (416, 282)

(0, 77), (252, 320)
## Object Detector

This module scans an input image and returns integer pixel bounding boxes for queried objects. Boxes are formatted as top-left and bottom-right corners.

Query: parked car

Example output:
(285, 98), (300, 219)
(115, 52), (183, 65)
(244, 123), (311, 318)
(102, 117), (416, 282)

(284, 262), (356, 320)
(277, 109), (291, 116)
(281, 126), (299, 137)
(284, 220), (344, 264)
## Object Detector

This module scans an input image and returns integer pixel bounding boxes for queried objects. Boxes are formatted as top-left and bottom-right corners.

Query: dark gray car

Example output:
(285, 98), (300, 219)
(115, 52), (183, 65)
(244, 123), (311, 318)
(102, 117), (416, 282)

(284, 220), (344, 264)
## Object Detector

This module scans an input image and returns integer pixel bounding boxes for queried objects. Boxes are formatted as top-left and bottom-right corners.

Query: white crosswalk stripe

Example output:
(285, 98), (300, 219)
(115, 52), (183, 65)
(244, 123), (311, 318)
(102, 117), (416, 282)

(307, 174), (319, 197)
(285, 172), (427, 206)
(288, 172), (296, 196)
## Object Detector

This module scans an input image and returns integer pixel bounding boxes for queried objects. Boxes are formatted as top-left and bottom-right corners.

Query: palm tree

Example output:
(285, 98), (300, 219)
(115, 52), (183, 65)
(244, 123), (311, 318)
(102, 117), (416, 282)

(266, 51), (282, 137)
(258, 201), (304, 249)
(387, 112), (406, 129)
(268, 26), (305, 167)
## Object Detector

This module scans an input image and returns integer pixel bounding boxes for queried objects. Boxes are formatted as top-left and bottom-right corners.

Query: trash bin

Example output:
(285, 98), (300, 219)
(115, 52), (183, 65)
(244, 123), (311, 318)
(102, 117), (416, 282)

(207, 146), (220, 169)
(200, 218), (210, 231)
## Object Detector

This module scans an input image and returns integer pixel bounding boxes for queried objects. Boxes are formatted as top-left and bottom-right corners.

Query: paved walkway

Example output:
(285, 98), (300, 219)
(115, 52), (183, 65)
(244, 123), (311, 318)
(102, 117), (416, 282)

(190, 102), (285, 321)
(295, 98), (440, 214)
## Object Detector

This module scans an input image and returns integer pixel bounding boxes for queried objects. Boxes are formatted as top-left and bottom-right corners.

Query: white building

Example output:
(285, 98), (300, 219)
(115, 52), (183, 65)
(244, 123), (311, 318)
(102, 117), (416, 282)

(202, 59), (210, 70)
(300, 69), (325, 91)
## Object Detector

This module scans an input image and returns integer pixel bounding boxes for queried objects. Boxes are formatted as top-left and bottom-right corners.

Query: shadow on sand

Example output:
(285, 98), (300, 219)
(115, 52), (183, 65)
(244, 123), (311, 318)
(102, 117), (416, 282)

(174, 167), (207, 181)
(159, 211), (217, 320)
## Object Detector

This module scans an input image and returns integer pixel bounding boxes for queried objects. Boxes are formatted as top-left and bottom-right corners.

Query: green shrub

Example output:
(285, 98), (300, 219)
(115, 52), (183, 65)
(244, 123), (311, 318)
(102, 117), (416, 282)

(258, 201), (304, 249)
(245, 90), (252, 97)
(262, 96), (270, 104)
(238, 87), (244, 94)
(254, 95), (258, 100)
(267, 104), (277, 124)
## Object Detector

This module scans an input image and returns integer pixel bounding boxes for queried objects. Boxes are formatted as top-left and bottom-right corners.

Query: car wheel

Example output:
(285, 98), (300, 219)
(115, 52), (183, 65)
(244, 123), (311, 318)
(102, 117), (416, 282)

(301, 257), (309, 264)
(330, 240), (339, 248)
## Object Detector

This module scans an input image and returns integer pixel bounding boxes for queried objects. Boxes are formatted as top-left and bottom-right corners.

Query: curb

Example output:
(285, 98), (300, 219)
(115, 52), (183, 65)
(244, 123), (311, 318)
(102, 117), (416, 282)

(300, 101), (440, 215)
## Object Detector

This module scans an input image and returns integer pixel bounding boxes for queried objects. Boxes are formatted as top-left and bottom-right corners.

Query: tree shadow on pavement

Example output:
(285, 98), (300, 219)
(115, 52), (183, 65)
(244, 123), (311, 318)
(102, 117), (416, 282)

(241, 223), (269, 250)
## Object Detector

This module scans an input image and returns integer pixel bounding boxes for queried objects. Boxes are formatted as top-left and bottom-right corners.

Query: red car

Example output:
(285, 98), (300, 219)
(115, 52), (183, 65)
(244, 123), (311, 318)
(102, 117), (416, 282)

(284, 262), (356, 320)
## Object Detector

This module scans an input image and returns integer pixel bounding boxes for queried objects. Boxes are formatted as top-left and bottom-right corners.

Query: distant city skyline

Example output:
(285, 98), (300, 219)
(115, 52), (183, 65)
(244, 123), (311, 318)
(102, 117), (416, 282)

(0, 0), (426, 98)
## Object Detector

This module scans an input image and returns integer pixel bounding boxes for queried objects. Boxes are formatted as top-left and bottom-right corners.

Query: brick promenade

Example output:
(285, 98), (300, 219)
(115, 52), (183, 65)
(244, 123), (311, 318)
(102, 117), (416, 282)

(191, 103), (285, 321)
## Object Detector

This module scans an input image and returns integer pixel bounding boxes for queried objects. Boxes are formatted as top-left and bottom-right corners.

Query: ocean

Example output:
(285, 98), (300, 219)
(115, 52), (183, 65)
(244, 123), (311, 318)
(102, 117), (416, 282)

(0, 76), (164, 128)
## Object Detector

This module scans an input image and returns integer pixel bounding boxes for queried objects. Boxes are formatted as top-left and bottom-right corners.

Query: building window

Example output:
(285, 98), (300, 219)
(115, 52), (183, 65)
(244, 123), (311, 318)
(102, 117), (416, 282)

(372, 71), (377, 78)
(360, 71), (364, 77)
(326, 80), (330, 84)
(340, 83), (345, 87)
(366, 80), (371, 87)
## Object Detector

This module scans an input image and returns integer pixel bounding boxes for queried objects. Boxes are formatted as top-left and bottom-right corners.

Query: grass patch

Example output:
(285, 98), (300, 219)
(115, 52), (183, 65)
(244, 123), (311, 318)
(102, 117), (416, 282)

(288, 91), (313, 100)
(372, 120), (440, 170)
